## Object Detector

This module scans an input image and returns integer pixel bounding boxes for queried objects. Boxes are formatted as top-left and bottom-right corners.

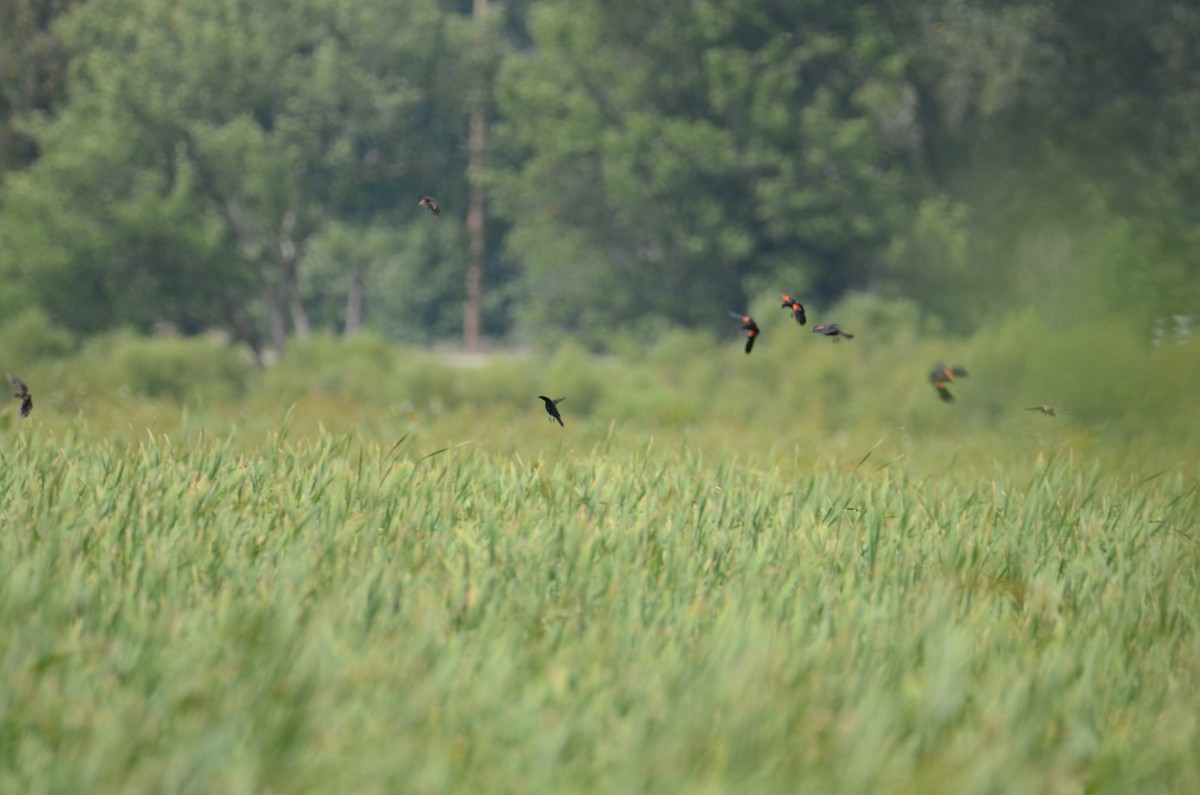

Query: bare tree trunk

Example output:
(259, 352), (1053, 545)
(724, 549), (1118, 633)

(463, 0), (489, 354)
(345, 266), (364, 336)
(279, 211), (311, 338)
(261, 275), (289, 360)
(283, 260), (310, 338)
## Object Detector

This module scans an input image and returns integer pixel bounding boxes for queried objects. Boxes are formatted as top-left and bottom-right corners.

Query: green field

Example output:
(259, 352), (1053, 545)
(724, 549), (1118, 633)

(3, 322), (1200, 793)
(2, 404), (1198, 793)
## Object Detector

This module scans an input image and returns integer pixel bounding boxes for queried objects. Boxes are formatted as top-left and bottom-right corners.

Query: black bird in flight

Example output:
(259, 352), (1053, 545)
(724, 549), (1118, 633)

(728, 311), (760, 354)
(811, 323), (853, 341)
(418, 195), (441, 218)
(538, 395), (566, 427)
(929, 362), (969, 402)
(780, 294), (807, 325)
(1025, 404), (1067, 417)
(7, 374), (32, 418)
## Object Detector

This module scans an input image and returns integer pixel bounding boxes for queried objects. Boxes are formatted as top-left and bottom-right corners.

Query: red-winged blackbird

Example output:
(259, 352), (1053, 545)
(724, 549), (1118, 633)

(7, 374), (32, 418)
(418, 195), (441, 218)
(1025, 404), (1067, 417)
(780, 294), (807, 325)
(811, 323), (853, 341)
(929, 361), (968, 402)
(538, 395), (566, 426)
(728, 311), (760, 354)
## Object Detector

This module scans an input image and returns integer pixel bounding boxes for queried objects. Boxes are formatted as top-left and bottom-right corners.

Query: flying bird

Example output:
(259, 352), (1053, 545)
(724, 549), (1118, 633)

(929, 362), (969, 403)
(1025, 404), (1067, 417)
(417, 195), (441, 218)
(538, 395), (566, 427)
(728, 311), (760, 354)
(811, 323), (854, 341)
(780, 294), (807, 326)
(7, 374), (32, 418)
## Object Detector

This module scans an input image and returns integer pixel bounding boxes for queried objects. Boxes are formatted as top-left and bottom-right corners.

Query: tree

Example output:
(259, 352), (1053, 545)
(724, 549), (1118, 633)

(492, 0), (930, 341)
(301, 218), (468, 343)
(0, 0), (89, 180)
(1044, 0), (1200, 320)
(493, 0), (1200, 339)
(888, 0), (1200, 327)
(463, 0), (493, 354)
(1, 0), (477, 357)
(0, 87), (247, 340)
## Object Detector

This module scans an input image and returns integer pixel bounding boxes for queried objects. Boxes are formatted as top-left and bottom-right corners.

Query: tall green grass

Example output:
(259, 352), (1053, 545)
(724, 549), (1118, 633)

(1, 425), (1197, 793)
(2, 307), (1198, 791)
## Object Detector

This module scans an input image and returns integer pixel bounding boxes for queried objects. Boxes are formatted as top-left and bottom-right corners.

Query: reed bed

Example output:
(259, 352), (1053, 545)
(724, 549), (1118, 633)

(1, 421), (1196, 793)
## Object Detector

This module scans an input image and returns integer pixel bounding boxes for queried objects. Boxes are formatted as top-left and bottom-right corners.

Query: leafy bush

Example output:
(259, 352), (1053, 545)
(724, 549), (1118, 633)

(0, 309), (75, 362)
(81, 329), (255, 403)
(256, 333), (400, 406)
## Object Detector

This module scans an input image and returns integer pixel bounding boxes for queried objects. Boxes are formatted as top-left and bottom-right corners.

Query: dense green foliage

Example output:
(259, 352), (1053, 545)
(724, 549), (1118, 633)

(1, 0), (1198, 348)
(0, 0), (88, 178)
(0, 0), (487, 356)
(2, 402), (1198, 792)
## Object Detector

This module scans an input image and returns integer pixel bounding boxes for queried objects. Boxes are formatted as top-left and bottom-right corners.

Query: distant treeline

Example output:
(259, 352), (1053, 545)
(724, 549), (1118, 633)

(1, 0), (1197, 356)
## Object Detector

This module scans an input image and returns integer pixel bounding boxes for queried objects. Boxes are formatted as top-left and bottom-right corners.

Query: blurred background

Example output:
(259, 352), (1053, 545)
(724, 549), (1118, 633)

(1, 0), (1198, 454)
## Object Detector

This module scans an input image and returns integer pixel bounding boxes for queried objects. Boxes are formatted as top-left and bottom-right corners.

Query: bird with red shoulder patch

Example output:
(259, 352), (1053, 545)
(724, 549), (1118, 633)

(780, 294), (807, 326)
(728, 311), (760, 354)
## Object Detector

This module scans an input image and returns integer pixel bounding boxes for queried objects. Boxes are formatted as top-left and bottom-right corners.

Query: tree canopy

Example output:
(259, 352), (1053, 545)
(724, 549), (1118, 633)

(1, 0), (1196, 353)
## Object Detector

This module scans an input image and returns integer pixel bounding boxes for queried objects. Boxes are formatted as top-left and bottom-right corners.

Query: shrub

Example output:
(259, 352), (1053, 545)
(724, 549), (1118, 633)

(82, 329), (255, 403)
(0, 309), (75, 361)
(257, 333), (399, 405)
